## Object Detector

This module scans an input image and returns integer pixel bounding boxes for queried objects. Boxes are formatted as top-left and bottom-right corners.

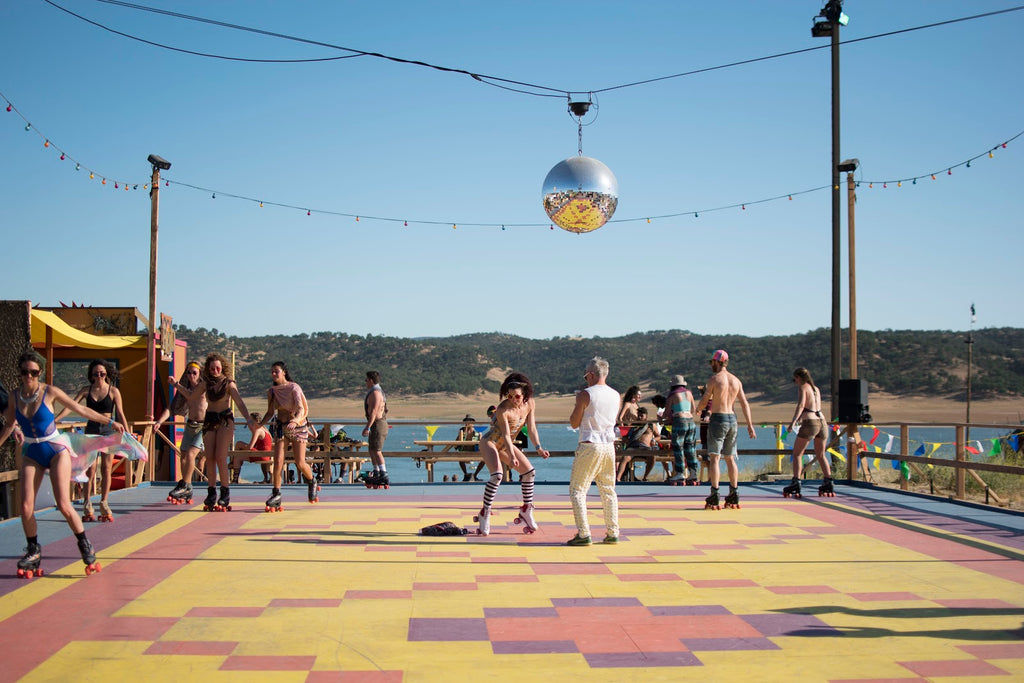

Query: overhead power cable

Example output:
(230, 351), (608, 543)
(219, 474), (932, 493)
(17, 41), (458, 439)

(41, 0), (1024, 98)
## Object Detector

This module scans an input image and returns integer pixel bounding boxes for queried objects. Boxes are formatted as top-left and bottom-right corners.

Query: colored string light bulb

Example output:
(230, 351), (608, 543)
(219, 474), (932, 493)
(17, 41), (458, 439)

(788, 195), (792, 200)
(307, 210), (310, 216)
(43, 140), (49, 148)
(931, 174), (936, 180)
(989, 151), (994, 158)
(75, 163), (80, 171)
(403, 220), (408, 227)
(24, 123), (30, 131)
(741, 204), (746, 210)
(60, 153), (65, 160)
(947, 169), (951, 175)
(5, 104), (11, 112)
(356, 216), (360, 221)
(259, 201), (263, 208)
(646, 218), (651, 223)
(452, 224), (457, 230)
(89, 172), (94, 179)
(868, 183), (873, 189)
(114, 182), (118, 189)
(966, 161), (971, 168)
(897, 181), (901, 187)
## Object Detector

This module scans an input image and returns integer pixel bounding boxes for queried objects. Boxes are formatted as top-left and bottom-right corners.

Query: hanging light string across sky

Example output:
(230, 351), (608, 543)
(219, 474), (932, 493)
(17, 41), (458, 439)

(2, 88), (1019, 229)
(43, 0), (1024, 98)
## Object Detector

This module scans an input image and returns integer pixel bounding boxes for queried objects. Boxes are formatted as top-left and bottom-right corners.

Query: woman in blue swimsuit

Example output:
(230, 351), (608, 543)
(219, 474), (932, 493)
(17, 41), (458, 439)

(0, 351), (125, 577)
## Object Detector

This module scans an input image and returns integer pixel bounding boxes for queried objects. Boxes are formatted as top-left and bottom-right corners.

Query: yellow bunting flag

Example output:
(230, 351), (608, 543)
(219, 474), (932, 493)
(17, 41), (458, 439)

(425, 426), (439, 440)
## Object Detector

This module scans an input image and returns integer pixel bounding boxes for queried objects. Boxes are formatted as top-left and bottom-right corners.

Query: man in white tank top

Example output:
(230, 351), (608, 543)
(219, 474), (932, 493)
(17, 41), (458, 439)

(566, 356), (621, 545)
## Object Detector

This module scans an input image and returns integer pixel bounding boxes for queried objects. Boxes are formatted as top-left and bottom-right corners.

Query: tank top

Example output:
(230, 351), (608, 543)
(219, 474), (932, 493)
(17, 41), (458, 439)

(85, 386), (116, 435)
(578, 384), (619, 444)
(667, 387), (693, 418)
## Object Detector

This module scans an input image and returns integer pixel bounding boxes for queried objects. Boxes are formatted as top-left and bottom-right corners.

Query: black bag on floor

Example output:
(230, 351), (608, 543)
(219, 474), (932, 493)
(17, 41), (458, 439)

(420, 521), (469, 536)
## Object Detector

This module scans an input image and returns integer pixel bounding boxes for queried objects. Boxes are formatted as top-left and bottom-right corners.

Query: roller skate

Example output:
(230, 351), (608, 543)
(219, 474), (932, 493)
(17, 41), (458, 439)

(473, 506), (491, 536)
(724, 487), (741, 509)
(167, 480), (186, 504)
(265, 489), (283, 513)
(202, 487), (218, 511)
(818, 478), (835, 497)
(513, 503), (537, 533)
(782, 479), (802, 498)
(363, 470), (379, 489)
(215, 486), (232, 511)
(377, 472), (390, 490)
(704, 487), (721, 510)
(16, 542), (43, 579)
(81, 499), (95, 523)
(99, 500), (114, 522)
(169, 482), (193, 505)
(78, 536), (101, 576)
(685, 478), (699, 486)
(666, 472), (685, 486)
(306, 476), (320, 503)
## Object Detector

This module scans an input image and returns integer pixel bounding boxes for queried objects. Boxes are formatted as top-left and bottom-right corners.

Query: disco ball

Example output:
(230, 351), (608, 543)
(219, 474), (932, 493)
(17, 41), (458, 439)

(542, 156), (619, 233)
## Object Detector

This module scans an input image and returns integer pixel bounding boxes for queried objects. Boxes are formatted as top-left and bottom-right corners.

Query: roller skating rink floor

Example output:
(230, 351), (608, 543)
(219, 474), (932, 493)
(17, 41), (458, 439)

(1, 480), (1023, 682)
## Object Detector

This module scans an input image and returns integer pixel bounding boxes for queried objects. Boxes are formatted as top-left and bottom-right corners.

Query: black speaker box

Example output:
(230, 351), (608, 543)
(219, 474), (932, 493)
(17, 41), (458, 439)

(837, 378), (870, 423)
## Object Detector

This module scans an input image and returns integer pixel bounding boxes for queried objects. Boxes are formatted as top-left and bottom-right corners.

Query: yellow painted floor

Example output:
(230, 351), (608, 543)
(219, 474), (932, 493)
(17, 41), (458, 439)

(2, 483), (1023, 682)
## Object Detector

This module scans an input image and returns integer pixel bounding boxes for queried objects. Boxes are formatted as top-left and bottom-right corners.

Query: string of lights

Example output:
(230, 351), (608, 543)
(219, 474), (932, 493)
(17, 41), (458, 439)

(3, 88), (1019, 230)
(43, 0), (1024, 99)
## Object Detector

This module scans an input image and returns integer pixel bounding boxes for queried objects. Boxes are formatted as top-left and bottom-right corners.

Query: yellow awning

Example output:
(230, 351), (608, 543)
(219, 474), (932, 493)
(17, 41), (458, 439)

(31, 309), (147, 349)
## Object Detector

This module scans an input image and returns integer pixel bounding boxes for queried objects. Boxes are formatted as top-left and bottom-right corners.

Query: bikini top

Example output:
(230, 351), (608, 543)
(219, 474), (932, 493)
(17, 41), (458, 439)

(802, 387), (823, 417)
(16, 387), (56, 439)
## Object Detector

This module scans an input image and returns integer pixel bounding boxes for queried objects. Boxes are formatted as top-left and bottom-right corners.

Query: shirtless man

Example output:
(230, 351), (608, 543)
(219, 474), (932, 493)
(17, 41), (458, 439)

(362, 371), (389, 488)
(155, 361), (207, 504)
(694, 350), (756, 510)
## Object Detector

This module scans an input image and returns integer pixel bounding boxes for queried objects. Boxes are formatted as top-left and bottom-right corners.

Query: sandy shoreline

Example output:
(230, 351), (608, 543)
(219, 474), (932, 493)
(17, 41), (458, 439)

(242, 392), (1024, 426)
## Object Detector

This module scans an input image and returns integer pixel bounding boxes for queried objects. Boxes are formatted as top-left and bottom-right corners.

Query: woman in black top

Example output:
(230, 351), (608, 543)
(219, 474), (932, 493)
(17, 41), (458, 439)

(56, 360), (128, 522)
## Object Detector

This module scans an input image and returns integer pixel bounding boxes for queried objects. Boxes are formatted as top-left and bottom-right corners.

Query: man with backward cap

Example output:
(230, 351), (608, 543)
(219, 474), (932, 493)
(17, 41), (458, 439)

(695, 349), (756, 509)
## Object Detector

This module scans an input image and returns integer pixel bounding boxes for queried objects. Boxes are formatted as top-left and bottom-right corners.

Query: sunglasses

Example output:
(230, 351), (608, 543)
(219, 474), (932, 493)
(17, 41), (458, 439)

(20, 368), (41, 377)
(92, 372), (107, 378)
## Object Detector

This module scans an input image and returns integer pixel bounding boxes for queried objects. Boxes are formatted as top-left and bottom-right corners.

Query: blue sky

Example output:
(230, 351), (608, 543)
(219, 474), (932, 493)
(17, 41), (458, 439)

(1, 1), (1021, 340)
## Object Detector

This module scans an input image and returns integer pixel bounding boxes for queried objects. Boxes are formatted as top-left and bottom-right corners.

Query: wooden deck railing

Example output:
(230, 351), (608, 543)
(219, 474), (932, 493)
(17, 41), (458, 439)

(1, 419), (1021, 517)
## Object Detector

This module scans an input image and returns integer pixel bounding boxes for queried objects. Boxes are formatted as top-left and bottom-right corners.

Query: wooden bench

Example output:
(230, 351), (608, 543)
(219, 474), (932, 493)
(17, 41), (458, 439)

(225, 450), (369, 484)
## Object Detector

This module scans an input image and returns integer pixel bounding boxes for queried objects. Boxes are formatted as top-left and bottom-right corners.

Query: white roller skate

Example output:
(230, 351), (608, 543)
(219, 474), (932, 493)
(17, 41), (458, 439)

(473, 506), (491, 536)
(513, 503), (537, 534)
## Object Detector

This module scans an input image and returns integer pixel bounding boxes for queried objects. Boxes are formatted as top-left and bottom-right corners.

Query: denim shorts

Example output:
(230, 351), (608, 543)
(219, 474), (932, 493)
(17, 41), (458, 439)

(707, 414), (738, 457)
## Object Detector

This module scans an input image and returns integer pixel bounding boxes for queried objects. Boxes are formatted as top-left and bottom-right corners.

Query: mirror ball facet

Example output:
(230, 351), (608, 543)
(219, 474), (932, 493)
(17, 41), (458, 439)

(542, 156), (619, 233)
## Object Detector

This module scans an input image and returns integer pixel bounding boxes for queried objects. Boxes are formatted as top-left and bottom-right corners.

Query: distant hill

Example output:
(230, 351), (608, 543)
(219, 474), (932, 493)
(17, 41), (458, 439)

(172, 326), (1023, 403)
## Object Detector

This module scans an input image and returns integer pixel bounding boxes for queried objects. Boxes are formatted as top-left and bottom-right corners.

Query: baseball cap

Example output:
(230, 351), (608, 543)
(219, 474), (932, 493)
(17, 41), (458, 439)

(711, 349), (729, 362)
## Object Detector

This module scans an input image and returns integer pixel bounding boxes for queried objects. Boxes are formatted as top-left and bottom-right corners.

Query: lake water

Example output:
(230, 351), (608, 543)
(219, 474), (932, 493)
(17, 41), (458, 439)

(233, 422), (1015, 485)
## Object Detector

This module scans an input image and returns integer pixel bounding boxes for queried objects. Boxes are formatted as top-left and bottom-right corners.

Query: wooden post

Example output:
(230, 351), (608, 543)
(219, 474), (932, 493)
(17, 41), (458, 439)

(847, 427), (857, 481)
(955, 424), (966, 499)
(900, 424), (909, 491)
(146, 164), (161, 421)
(774, 423), (783, 472)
